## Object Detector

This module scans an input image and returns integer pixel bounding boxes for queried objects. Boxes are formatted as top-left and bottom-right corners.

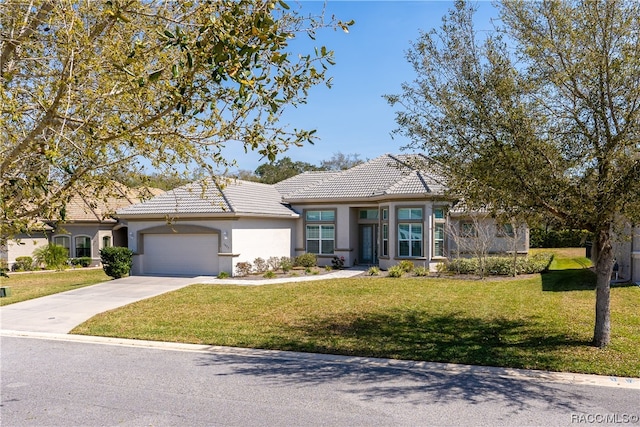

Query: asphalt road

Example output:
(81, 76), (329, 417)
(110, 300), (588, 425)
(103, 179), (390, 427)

(2, 335), (639, 426)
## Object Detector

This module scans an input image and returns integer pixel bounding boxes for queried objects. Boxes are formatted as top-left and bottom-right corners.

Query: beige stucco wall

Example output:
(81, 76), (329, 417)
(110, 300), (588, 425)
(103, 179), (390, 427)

(124, 217), (296, 276)
(5, 233), (49, 267)
(53, 224), (116, 266)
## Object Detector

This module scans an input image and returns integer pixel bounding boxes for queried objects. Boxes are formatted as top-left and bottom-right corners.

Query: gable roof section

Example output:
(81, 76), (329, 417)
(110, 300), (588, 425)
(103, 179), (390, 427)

(116, 179), (298, 218)
(274, 170), (341, 198)
(279, 154), (447, 201)
(65, 183), (164, 223)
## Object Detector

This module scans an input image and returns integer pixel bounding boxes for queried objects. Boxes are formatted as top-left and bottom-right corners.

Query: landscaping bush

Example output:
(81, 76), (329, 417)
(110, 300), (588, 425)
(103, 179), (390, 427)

(253, 257), (267, 273)
(267, 256), (281, 271)
(367, 266), (380, 276)
(100, 246), (133, 279)
(387, 265), (404, 278)
(33, 244), (68, 270)
(12, 256), (34, 271)
(520, 252), (554, 274)
(235, 262), (252, 277)
(217, 271), (230, 279)
(0, 260), (8, 277)
(530, 229), (593, 248)
(294, 253), (317, 268)
(70, 257), (92, 268)
(485, 257), (515, 276)
(447, 258), (478, 275)
(331, 256), (345, 269)
(413, 266), (429, 277)
(397, 260), (414, 273)
(263, 270), (276, 279)
(280, 256), (293, 273)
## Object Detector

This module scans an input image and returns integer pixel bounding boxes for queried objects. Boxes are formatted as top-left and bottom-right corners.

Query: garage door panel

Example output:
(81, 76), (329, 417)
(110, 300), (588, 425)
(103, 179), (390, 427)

(143, 234), (218, 275)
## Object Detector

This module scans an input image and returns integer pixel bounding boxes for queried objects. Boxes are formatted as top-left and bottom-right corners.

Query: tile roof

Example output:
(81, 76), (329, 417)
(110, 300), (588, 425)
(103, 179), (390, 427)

(65, 183), (164, 222)
(274, 171), (341, 198)
(116, 179), (298, 217)
(278, 154), (447, 201)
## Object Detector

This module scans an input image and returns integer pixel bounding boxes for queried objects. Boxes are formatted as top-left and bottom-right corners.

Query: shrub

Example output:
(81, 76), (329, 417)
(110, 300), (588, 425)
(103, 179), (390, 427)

(387, 265), (404, 278)
(447, 258), (478, 275)
(0, 259), (8, 277)
(267, 256), (281, 271)
(235, 262), (252, 277)
(13, 256), (34, 271)
(70, 257), (92, 268)
(263, 270), (276, 279)
(325, 265), (333, 271)
(414, 266), (429, 277)
(100, 246), (133, 279)
(217, 271), (230, 279)
(33, 244), (68, 270)
(294, 252), (317, 268)
(485, 257), (515, 276)
(530, 228), (593, 248)
(367, 266), (380, 276)
(280, 256), (293, 273)
(253, 257), (267, 273)
(398, 260), (414, 273)
(435, 262), (448, 276)
(520, 252), (554, 274)
(331, 256), (345, 269)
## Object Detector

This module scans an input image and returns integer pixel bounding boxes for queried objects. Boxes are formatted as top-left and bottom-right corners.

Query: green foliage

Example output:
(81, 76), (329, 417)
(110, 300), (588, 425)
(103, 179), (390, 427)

(397, 260), (414, 273)
(0, 260), (8, 277)
(217, 271), (230, 279)
(12, 256), (34, 271)
(387, 265), (404, 278)
(70, 257), (92, 268)
(447, 258), (479, 275)
(529, 229), (593, 249)
(294, 253), (317, 268)
(445, 253), (554, 276)
(280, 256), (293, 273)
(331, 256), (345, 269)
(263, 270), (276, 279)
(2, 2), (353, 238)
(99, 247), (133, 279)
(33, 244), (68, 270)
(367, 266), (380, 276)
(255, 157), (323, 184)
(235, 262), (252, 277)
(413, 266), (430, 277)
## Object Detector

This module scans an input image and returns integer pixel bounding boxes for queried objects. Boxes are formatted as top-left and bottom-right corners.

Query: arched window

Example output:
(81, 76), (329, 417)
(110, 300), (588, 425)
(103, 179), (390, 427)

(53, 235), (71, 257)
(75, 236), (91, 258)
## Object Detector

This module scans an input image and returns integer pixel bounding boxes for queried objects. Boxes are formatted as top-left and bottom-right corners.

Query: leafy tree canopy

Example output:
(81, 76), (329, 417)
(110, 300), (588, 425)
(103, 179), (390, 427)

(1, 0), (353, 236)
(387, 0), (640, 347)
(254, 156), (322, 184)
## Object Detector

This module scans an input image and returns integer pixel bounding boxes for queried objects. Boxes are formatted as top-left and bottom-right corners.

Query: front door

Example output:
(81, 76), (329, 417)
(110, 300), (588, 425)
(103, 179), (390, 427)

(359, 224), (378, 265)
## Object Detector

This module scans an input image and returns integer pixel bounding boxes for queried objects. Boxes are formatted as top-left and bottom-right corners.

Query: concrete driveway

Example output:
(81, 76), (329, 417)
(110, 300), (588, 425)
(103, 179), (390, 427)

(0, 276), (202, 334)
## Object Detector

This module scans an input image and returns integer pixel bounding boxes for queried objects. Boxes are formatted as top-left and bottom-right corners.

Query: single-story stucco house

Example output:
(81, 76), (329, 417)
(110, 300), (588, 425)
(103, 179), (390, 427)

(1, 184), (163, 270)
(116, 154), (529, 276)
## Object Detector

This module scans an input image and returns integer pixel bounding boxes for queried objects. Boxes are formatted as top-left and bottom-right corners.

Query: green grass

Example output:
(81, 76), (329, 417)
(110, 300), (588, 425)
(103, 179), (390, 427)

(0, 269), (110, 306)
(72, 249), (640, 377)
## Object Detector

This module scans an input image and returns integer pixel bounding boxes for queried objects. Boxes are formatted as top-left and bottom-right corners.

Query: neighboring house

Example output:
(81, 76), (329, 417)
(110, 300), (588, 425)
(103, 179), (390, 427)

(1, 184), (162, 269)
(117, 154), (529, 276)
(610, 224), (640, 284)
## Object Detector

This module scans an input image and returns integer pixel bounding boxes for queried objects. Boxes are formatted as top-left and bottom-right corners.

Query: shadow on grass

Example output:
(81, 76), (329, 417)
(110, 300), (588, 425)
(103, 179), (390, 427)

(195, 313), (592, 412)
(541, 268), (596, 292)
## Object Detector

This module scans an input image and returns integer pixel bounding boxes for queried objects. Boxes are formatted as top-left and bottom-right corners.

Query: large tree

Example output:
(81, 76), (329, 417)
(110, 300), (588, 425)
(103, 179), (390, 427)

(387, 0), (640, 347)
(1, 0), (351, 235)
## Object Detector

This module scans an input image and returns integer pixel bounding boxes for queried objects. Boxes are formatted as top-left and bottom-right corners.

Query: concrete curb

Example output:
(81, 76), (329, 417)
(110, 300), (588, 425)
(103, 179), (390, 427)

(2, 329), (638, 390)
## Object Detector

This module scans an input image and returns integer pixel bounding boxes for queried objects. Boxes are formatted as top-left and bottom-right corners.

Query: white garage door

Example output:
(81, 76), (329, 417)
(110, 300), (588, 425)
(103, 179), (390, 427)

(143, 234), (219, 276)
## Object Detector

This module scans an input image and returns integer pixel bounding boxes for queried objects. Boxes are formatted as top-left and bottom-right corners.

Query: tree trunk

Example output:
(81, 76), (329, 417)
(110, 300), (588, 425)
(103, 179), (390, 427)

(592, 227), (614, 347)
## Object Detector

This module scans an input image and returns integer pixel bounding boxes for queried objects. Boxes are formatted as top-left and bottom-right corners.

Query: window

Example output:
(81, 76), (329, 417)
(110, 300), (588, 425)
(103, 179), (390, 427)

(398, 208), (422, 220)
(382, 223), (389, 257)
(398, 224), (423, 257)
(53, 235), (71, 257)
(359, 209), (379, 220)
(497, 223), (515, 237)
(306, 225), (335, 254)
(305, 210), (335, 255)
(102, 236), (111, 248)
(433, 208), (446, 257)
(460, 221), (477, 238)
(75, 236), (91, 258)
(382, 208), (388, 221)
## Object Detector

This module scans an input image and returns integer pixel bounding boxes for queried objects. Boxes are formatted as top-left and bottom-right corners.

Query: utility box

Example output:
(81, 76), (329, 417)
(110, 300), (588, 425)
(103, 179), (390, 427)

(0, 287), (11, 297)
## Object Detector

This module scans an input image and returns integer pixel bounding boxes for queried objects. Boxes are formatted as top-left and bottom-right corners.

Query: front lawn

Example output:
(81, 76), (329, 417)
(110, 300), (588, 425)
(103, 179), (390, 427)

(0, 269), (110, 306)
(72, 249), (640, 377)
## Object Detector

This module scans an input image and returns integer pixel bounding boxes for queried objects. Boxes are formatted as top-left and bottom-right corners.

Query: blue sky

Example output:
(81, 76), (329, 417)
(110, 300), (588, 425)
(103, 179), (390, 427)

(224, 1), (499, 172)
